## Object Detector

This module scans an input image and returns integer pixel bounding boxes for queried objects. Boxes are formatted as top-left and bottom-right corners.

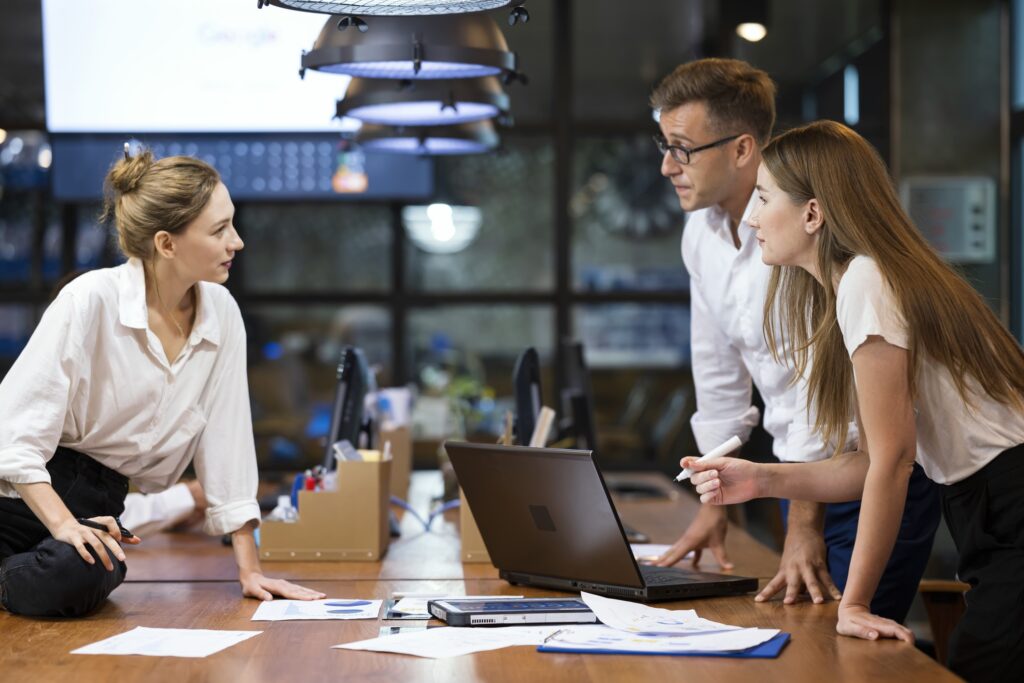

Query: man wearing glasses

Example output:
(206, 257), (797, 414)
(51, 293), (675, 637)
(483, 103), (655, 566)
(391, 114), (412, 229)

(649, 58), (939, 623)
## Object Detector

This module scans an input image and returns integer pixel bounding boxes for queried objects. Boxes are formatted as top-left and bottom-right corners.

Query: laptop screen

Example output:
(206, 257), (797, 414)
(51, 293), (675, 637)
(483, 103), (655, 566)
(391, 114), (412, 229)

(444, 442), (644, 588)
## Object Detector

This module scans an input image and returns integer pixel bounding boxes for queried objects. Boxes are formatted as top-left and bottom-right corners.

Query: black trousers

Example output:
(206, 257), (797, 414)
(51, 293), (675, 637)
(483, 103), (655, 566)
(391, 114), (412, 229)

(0, 447), (129, 617)
(941, 444), (1024, 683)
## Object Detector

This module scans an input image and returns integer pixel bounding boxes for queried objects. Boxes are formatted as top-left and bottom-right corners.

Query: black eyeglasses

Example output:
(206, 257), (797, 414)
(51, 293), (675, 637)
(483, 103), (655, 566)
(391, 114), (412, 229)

(653, 133), (741, 165)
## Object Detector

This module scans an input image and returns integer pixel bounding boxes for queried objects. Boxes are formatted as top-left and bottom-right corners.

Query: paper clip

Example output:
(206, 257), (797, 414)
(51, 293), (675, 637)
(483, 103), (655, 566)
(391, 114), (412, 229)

(543, 628), (567, 644)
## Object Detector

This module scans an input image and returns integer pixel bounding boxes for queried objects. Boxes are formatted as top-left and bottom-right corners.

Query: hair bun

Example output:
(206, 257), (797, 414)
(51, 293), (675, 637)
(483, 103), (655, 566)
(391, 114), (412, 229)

(106, 148), (155, 195)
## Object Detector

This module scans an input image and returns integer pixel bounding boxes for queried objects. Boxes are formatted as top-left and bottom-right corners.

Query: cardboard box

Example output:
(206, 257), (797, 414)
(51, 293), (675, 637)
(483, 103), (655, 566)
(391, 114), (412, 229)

(260, 456), (391, 561)
(380, 426), (412, 501)
(459, 488), (492, 564)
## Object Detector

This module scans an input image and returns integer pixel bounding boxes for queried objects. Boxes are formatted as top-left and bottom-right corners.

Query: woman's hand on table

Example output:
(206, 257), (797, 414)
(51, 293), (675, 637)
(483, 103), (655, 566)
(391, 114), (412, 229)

(837, 603), (914, 643)
(239, 571), (326, 601)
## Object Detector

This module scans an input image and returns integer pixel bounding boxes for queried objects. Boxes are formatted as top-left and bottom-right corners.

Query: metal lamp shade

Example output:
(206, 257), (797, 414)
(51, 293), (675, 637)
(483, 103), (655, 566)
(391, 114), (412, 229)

(356, 119), (499, 154)
(267, 1), (519, 16)
(303, 13), (516, 80)
(338, 76), (508, 126)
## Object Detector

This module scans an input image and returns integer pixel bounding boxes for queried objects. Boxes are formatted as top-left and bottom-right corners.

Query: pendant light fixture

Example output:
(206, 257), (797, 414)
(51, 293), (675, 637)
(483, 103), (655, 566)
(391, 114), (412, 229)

(300, 13), (521, 81)
(355, 119), (499, 155)
(258, 1), (528, 23)
(338, 76), (508, 126)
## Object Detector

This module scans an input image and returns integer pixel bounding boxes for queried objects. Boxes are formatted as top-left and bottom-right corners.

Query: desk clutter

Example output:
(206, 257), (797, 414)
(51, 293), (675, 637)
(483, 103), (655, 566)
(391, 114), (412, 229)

(337, 592), (787, 659)
(68, 592), (788, 661)
(260, 449), (394, 561)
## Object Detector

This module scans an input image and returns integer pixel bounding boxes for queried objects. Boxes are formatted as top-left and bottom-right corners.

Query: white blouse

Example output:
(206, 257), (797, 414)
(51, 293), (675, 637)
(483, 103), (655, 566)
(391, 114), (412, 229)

(0, 258), (259, 535)
(836, 255), (1024, 484)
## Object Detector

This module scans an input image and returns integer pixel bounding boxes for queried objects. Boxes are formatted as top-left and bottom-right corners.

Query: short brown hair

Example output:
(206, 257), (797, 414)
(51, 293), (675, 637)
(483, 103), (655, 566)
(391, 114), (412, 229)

(650, 58), (777, 144)
(101, 149), (221, 260)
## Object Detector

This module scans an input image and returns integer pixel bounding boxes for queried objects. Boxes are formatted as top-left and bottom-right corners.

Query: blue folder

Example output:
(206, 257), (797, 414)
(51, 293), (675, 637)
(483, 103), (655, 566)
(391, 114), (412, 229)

(538, 632), (790, 658)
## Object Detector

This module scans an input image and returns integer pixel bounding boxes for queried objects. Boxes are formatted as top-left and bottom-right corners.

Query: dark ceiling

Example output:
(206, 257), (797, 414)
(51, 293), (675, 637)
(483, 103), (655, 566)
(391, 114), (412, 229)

(0, 0), (882, 130)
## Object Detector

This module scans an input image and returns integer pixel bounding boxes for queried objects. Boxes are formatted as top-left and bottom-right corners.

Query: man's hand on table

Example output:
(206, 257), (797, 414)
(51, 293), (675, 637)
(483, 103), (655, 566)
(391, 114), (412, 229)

(652, 503), (734, 569)
(756, 512), (841, 604)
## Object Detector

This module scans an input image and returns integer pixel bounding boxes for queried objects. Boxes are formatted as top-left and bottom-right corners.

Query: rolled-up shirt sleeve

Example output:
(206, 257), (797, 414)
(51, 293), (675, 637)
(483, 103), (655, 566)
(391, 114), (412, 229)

(687, 273), (760, 455)
(0, 291), (84, 496)
(192, 297), (260, 536)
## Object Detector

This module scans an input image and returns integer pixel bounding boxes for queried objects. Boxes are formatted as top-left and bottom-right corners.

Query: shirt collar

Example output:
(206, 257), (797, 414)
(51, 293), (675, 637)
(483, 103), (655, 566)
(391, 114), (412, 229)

(118, 258), (221, 347)
(191, 284), (221, 347)
(118, 258), (149, 330)
(703, 190), (761, 246)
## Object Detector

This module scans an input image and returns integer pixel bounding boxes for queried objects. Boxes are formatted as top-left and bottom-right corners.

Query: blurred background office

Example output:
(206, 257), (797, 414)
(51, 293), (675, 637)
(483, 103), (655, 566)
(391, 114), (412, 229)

(0, 0), (1017, 554)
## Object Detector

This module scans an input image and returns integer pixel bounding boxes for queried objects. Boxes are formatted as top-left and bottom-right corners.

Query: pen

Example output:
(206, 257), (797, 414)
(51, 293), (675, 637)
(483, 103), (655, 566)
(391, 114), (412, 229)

(674, 435), (742, 482)
(77, 517), (135, 540)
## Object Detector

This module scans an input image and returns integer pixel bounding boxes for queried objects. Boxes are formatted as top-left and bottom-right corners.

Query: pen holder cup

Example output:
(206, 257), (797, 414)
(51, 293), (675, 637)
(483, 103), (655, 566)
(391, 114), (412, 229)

(260, 458), (392, 561)
(459, 488), (492, 564)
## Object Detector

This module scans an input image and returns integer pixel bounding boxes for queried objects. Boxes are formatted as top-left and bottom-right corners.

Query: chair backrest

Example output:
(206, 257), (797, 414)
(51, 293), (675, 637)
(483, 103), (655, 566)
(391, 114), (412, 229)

(918, 579), (968, 665)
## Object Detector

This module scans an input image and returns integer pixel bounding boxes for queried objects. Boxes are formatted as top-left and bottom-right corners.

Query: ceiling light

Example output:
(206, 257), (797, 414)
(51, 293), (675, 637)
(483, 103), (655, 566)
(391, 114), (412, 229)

(301, 13), (518, 80)
(735, 22), (767, 42)
(723, 0), (769, 44)
(260, 0), (526, 19)
(338, 76), (508, 126)
(37, 145), (53, 170)
(403, 203), (482, 254)
(356, 119), (499, 155)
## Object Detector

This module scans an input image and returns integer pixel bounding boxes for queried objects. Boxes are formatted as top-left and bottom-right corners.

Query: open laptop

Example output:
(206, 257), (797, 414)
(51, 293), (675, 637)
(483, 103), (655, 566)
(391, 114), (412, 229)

(444, 441), (758, 602)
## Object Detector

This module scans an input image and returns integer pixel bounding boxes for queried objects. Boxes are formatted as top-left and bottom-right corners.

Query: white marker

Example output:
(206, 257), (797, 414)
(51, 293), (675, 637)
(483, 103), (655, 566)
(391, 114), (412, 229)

(674, 435), (743, 482)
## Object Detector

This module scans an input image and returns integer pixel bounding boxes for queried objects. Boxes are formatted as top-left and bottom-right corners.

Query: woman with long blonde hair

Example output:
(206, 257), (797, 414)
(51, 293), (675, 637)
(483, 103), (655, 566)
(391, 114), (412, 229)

(681, 120), (1024, 681)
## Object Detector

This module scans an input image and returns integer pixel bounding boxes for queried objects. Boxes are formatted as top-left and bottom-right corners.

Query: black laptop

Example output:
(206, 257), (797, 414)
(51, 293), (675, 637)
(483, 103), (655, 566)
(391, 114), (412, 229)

(444, 441), (758, 602)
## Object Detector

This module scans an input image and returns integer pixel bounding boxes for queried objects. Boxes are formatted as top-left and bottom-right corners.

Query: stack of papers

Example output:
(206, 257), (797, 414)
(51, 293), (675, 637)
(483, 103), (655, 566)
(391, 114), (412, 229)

(578, 592), (742, 635)
(537, 624), (786, 655)
(334, 592), (787, 659)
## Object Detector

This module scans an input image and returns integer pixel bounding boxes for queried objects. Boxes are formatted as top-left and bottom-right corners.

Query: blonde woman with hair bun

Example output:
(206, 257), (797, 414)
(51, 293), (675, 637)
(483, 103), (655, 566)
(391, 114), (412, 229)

(0, 146), (324, 617)
(679, 120), (1024, 681)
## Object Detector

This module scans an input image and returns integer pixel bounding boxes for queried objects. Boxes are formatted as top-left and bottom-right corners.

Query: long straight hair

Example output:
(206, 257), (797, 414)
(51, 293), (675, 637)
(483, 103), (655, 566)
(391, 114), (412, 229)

(762, 120), (1024, 454)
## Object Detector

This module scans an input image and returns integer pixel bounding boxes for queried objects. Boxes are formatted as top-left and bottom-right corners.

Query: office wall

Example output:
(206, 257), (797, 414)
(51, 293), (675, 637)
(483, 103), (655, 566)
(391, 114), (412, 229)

(892, 0), (1006, 313)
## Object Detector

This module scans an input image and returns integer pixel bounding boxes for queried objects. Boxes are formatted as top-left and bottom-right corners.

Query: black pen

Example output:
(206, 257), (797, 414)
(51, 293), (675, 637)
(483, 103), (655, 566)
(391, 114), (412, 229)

(77, 517), (135, 540)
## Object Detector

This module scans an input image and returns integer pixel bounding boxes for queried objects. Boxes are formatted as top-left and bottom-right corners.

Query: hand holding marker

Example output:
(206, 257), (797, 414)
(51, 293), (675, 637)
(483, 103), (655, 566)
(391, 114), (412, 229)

(674, 435), (742, 483)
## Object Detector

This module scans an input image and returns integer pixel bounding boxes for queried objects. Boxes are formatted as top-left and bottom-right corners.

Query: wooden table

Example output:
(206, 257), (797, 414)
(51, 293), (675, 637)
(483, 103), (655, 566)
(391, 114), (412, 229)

(0, 472), (961, 682)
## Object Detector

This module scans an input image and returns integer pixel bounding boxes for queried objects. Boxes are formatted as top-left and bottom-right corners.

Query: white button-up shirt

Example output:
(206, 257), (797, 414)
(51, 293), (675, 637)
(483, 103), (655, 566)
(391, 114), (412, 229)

(683, 191), (834, 462)
(0, 258), (259, 535)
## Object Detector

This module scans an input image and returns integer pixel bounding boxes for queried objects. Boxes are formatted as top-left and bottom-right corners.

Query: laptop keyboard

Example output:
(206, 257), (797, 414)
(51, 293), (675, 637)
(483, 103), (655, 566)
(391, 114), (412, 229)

(639, 565), (703, 585)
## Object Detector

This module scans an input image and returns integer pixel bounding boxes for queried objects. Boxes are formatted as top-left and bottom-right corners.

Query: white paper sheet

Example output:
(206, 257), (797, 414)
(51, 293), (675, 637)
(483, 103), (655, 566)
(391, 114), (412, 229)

(334, 625), (562, 659)
(251, 598), (383, 621)
(541, 624), (780, 654)
(71, 627), (261, 658)
(580, 592), (739, 636)
(629, 544), (693, 562)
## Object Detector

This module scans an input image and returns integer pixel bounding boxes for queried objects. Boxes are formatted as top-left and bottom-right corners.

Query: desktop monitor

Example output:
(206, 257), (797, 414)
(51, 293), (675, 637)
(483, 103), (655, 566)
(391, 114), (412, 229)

(560, 340), (598, 452)
(323, 346), (372, 470)
(512, 347), (542, 446)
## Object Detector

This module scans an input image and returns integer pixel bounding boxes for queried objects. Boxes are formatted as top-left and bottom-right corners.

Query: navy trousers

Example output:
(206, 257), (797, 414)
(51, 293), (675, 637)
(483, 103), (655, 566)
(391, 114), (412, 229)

(779, 462), (941, 623)
(0, 447), (128, 617)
